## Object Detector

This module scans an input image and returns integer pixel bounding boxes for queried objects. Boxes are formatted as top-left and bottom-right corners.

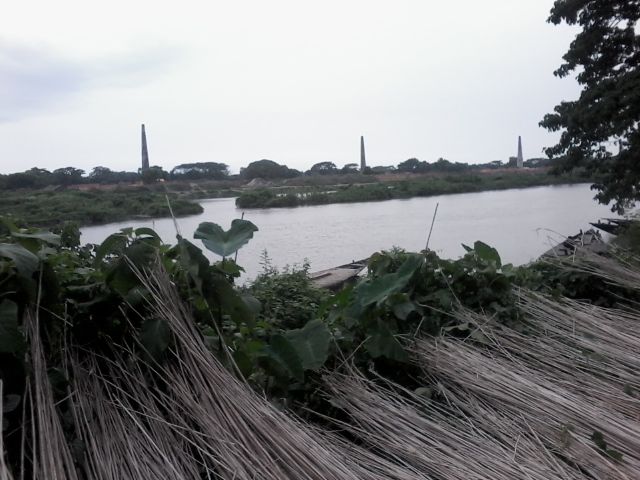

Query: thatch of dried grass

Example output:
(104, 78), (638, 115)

(325, 368), (585, 480)
(134, 266), (427, 480)
(413, 295), (640, 479)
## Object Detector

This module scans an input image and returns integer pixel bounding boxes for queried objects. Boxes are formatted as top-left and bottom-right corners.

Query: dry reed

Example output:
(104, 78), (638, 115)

(0, 382), (13, 480)
(134, 266), (426, 480)
(413, 297), (640, 479)
(325, 368), (586, 480)
(23, 311), (79, 480)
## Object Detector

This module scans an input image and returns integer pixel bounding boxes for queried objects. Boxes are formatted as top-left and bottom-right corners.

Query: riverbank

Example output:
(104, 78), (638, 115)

(235, 170), (589, 208)
(0, 187), (203, 227)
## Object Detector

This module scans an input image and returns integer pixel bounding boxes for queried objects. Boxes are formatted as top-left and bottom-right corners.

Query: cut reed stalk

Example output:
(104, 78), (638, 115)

(23, 311), (79, 480)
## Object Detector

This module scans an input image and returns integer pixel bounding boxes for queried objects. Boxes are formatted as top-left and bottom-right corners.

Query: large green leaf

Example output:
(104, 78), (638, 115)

(356, 254), (423, 307)
(95, 233), (129, 263)
(134, 227), (161, 241)
(0, 300), (25, 355)
(106, 241), (157, 295)
(170, 239), (209, 291)
(194, 219), (258, 258)
(265, 334), (304, 381)
(208, 274), (256, 325)
(0, 243), (39, 278)
(365, 322), (408, 362)
(12, 231), (61, 246)
(284, 319), (331, 371)
(473, 241), (501, 268)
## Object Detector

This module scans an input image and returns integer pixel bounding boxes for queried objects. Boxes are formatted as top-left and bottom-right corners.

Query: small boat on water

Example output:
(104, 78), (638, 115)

(309, 259), (368, 290)
(590, 218), (632, 235)
(541, 229), (607, 259)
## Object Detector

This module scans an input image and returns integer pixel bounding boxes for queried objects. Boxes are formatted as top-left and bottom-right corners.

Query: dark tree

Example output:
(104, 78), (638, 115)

(89, 166), (115, 184)
(5, 173), (38, 189)
(53, 167), (85, 186)
(540, 0), (640, 213)
(241, 160), (298, 180)
(340, 163), (360, 174)
(397, 158), (427, 173)
(170, 162), (229, 180)
(307, 162), (338, 175)
(141, 166), (168, 184)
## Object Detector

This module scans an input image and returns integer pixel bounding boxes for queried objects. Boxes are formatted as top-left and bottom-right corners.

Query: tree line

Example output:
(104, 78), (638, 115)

(0, 156), (552, 191)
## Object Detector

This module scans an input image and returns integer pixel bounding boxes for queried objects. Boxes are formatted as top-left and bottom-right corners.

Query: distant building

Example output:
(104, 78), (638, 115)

(360, 136), (366, 173)
(517, 136), (524, 168)
(141, 124), (150, 171)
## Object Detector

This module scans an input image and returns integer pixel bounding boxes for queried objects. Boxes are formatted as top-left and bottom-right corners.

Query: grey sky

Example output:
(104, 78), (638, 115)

(0, 0), (580, 175)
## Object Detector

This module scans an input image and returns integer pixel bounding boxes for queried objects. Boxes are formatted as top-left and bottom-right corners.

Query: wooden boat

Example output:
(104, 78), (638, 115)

(590, 218), (632, 235)
(309, 259), (368, 290)
(541, 229), (607, 259)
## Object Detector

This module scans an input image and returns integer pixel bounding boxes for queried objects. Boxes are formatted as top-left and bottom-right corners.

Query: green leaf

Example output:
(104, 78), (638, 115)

(240, 294), (262, 317)
(0, 243), (39, 278)
(140, 317), (171, 361)
(356, 254), (423, 307)
(233, 349), (254, 378)
(391, 297), (417, 320)
(284, 319), (331, 371)
(208, 274), (256, 325)
(365, 322), (408, 362)
(95, 233), (128, 263)
(106, 242), (157, 296)
(214, 259), (245, 277)
(266, 334), (304, 381)
(170, 239), (209, 291)
(0, 301), (24, 355)
(134, 227), (161, 241)
(591, 430), (606, 447)
(194, 219), (258, 258)
(12, 231), (61, 246)
(473, 241), (501, 268)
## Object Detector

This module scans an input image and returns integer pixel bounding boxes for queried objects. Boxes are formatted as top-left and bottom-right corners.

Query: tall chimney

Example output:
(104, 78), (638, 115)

(141, 124), (150, 171)
(517, 136), (523, 168)
(360, 135), (366, 173)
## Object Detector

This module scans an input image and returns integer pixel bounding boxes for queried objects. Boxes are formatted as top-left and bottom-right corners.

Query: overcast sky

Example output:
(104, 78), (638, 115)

(0, 0), (580, 175)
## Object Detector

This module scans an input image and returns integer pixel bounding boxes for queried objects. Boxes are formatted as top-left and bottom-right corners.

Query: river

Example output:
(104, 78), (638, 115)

(81, 183), (619, 281)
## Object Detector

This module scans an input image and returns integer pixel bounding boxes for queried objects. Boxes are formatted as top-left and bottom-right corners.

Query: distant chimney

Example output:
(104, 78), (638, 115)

(141, 124), (150, 171)
(517, 136), (523, 168)
(360, 136), (366, 173)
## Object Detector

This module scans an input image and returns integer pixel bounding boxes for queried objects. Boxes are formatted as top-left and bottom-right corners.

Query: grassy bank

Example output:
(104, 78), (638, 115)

(0, 188), (203, 227)
(236, 171), (589, 208)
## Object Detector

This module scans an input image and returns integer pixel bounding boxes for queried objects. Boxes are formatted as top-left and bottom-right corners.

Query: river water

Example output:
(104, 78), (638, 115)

(81, 184), (619, 281)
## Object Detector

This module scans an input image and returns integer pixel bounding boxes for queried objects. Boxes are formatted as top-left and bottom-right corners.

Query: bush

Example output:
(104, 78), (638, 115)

(248, 254), (328, 330)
